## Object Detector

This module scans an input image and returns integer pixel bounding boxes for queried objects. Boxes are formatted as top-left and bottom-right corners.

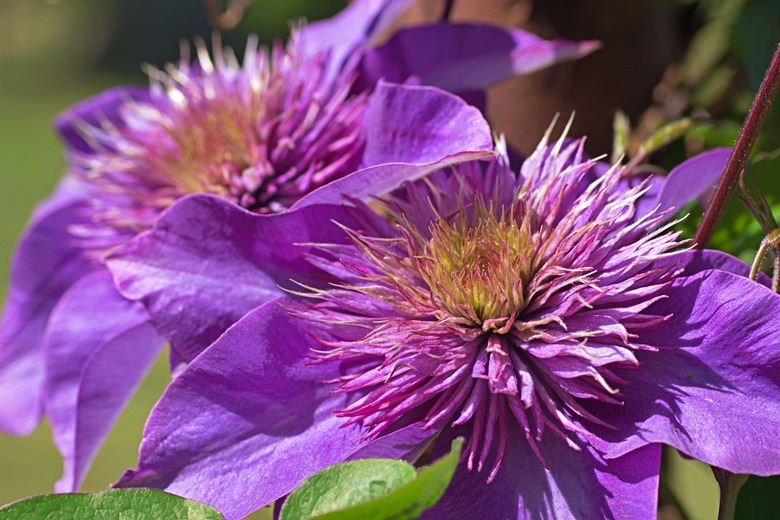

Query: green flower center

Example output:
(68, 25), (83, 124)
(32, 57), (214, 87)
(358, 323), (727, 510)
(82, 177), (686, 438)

(417, 200), (539, 329)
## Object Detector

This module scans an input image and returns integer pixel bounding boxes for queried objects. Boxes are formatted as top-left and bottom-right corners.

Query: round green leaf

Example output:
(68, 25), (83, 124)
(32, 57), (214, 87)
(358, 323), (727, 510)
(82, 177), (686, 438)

(281, 458), (416, 520)
(0, 488), (224, 520)
(281, 438), (463, 520)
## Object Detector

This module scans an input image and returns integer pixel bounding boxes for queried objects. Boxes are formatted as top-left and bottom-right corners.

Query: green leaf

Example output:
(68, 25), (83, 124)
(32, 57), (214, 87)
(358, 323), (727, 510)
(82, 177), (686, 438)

(611, 110), (630, 164)
(733, 0), (780, 91)
(281, 438), (463, 520)
(0, 488), (224, 520)
(281, 458), (416, 519)
(639, 118), (694, 157)
(687, 120), (743, 151)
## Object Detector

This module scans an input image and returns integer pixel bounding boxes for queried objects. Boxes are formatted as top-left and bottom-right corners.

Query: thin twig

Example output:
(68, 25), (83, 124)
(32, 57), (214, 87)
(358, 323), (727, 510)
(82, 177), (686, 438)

(748, 228), (780, 283)
(773, 247), (780, 292)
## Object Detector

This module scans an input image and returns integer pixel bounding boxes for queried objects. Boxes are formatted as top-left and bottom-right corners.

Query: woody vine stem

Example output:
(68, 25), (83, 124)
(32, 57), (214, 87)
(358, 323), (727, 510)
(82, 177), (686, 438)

(694, 43), (780, 249)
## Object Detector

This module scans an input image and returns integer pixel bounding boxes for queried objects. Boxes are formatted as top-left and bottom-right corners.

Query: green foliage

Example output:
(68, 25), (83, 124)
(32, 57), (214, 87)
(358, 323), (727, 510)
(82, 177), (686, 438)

(612, 111), (630, 163)
(280, 439), (463, 520)
(674, 151), (780, 267)
(0, 488), (224, 520)
(639, 118), (695, 157)
(707, 151), (780, 265)
(735, 475), (780, 520)
(687, 120), (743, 151)
(732, 0), (780, 91)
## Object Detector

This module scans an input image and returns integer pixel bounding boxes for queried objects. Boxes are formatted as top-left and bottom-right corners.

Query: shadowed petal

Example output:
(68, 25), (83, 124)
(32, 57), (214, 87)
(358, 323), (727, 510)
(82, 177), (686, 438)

(44, 270), (164, 492)
(0, 179), (92, 435)
(671, 248), (770, 287)
(54, 86), (151, 154)
(359, 23), (600, 93)
(293, 159), (492, 211)
(294, 83), (494, 209)
(105, 195), (377, 362)
(650, 249), (771, 308)
(424, 427), (659, 520)
(347, 421), (436, 462)
(114, 299), (366, 520)
(594, 269), (780, 475)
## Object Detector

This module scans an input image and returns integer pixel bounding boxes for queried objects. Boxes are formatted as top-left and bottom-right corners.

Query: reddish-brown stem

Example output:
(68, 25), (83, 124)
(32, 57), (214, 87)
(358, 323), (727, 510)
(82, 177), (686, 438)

(693, 43), (780, 249)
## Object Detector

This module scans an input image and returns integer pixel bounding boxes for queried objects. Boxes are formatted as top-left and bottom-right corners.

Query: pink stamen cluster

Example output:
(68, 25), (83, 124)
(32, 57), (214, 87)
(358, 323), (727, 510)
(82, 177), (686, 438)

(300, 137), (687, 482)
(67, 34), (367, 251)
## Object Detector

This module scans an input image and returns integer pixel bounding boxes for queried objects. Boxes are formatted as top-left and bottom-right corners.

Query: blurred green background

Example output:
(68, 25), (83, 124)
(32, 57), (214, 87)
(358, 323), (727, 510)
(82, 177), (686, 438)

(0, 0), (778, 519)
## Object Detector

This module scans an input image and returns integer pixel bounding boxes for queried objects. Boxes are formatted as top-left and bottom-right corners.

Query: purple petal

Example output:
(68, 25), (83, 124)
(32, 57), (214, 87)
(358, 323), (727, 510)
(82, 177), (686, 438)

(293, 160), (488, 211)
(27, 176), (87, 225)
(347, 422), (436, 462)
(0, 179), (92, 435)
(44, 270), (164, 492)
(54, 86), (150, 154)
(65, 323), (163, 489)
(636, 148), (731, 221)
(623, 174), (664, 223)
(362, 82), (493, 166)
(596, 444), (661, 520)
(594, 269), (780, 475)
(358, 23), (600, 93)
(115, 299), (366, 520)
(299, 0), (414, 80)
(424, 427), (659, 520)
(106, 194), (377, 362)
(670, 248), (771, 287)
(293, 83), (494, 209)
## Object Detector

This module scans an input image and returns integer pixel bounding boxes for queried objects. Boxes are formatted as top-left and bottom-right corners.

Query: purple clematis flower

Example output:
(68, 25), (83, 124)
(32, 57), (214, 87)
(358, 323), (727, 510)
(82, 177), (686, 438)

(0, 0), (603, 492)
(109, 125), (778, 519)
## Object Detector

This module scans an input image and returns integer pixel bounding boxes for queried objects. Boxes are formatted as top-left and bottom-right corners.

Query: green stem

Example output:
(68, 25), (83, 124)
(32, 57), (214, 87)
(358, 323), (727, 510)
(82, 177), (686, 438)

(712, 467), (749, 520)
(749, 227), (780, 282)
(749, 239), (769, 281)
(694, 43), (780, 249)
(773, 247), (780, 292)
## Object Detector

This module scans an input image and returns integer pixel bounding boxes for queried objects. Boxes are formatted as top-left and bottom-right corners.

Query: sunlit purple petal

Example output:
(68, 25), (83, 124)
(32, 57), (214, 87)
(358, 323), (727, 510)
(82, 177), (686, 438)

(592, 269), (780, 475)
(115, 299), (366, 520)
(44, 271), (164, 491)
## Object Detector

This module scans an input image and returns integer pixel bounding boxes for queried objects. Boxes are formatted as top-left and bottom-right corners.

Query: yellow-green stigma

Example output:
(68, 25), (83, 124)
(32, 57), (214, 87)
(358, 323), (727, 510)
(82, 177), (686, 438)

(417, 199), (539, 330)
